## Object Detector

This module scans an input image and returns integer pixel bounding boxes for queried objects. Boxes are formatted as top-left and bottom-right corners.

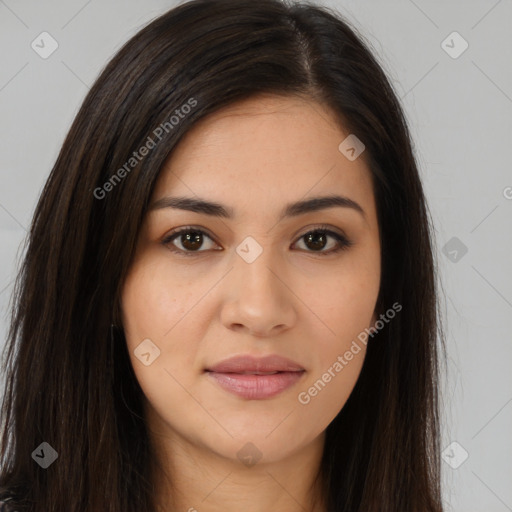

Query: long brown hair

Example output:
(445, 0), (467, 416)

(0, 0), (445, 510)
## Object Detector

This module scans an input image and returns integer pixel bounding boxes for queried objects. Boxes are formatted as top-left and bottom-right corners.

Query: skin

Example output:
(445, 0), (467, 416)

(121, 94), (381, 512)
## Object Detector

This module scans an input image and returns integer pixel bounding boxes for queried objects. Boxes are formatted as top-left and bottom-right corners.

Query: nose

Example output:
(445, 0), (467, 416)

(220, 248), (297, 338)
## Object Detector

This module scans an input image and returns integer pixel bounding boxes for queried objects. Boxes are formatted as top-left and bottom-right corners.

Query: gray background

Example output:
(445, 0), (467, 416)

(1, 1), (511, 510)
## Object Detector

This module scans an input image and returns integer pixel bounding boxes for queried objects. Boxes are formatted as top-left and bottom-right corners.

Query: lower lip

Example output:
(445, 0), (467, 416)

(206, 371), (305, 399)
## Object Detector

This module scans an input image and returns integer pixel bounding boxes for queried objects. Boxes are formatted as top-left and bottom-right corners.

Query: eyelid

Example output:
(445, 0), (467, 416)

(293, 223), (348, 241)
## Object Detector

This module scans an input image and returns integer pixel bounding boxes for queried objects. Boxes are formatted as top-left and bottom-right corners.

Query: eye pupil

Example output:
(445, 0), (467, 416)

(305, 232), (327, 251)
(182, 232), (203, 251)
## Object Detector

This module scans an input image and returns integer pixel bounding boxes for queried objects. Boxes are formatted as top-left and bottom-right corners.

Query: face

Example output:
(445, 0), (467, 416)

(121, 94), (381, 467)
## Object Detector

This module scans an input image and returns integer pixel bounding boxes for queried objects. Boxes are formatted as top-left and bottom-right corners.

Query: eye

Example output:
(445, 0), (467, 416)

(162, 227), (220, 256)
(292, 225), (353, 254)
(161, 224), (353, 256)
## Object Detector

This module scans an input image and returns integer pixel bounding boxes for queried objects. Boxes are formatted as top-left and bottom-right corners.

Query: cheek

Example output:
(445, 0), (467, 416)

(120, 258), (210, 418)
(295, 280), (373, 425)
(301, 252), (380, 347)
(297, 347), (366, 428)
(120, 256), (212, 392)
(294, 251), (379, 415)
(121, 256), (202, 341)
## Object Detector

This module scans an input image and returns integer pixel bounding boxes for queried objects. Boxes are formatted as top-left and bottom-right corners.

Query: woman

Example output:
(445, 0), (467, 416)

(0, 0), (445, 510)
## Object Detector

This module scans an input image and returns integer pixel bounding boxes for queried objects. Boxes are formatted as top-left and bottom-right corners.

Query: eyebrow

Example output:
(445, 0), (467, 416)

(149, 194), (366, 222)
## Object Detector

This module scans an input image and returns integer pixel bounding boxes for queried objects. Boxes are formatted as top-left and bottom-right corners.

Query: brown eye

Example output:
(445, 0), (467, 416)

(304, 231), (328, 251)
(293, 228), (353, 254)
(179, 231), (204, 251)
(162, 228), (219, 255)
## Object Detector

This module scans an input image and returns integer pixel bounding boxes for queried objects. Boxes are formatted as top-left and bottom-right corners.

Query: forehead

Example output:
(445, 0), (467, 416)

(153, 94), (375, 223)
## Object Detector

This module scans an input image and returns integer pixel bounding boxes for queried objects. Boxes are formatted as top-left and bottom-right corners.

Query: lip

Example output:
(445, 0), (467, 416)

(205, 354), (305, 400)
(206, 354), (305, 373)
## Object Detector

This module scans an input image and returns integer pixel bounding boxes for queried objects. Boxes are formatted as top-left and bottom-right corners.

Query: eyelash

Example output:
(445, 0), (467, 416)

(161, 224), (353, 257)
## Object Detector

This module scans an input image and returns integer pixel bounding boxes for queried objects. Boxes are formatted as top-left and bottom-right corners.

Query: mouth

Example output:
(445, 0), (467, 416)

(204, 354), (305, 400)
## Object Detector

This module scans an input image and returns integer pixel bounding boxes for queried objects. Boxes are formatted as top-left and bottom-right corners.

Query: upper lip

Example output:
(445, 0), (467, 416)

(206, 354), (305, 373)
